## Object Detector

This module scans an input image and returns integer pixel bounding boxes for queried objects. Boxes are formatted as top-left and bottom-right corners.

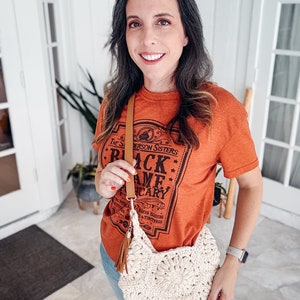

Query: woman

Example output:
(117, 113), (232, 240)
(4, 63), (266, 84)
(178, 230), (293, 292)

(93, 0), (262, 299)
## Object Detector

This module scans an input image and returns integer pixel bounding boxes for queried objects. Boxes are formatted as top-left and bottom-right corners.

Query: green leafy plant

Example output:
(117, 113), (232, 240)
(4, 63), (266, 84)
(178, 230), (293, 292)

(56, 67), (102, 134)
(56, 68), (102, 201)
(66, 151), (97, 190)
(66, 151), (100, 209)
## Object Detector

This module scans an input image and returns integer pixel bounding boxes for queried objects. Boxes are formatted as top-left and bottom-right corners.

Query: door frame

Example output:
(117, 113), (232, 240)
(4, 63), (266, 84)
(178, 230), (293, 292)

(0, 0), (40, 228)
(247, 0), (300, 230)
(0, 0), (65, 238)
(14, 0), (62, 210)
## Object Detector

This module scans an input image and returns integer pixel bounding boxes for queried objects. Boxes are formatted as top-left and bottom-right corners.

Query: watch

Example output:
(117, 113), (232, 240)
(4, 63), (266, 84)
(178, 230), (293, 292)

(226, 246), (248, 263)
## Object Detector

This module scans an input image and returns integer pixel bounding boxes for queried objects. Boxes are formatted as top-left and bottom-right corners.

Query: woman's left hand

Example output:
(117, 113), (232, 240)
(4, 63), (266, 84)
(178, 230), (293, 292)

(208, 255), (240, 300)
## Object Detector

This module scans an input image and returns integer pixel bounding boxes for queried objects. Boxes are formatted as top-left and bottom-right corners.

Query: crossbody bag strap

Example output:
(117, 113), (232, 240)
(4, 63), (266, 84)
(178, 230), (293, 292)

(115, 93), (136, 274)
(125, 94), (136, 199)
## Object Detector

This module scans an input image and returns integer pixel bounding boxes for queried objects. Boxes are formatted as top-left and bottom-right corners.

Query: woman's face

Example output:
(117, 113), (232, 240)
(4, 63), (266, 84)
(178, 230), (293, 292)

(125, 0), (188, 92)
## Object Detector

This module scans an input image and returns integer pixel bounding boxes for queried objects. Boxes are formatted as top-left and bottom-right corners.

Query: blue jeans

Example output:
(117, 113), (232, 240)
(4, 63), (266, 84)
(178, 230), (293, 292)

(100, 243), (124, 300)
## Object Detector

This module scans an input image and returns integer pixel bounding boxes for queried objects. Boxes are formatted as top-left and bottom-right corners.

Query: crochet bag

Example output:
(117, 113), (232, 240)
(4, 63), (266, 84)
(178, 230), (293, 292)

(116, 95), (220, 299)
(119, 199), (220, 300)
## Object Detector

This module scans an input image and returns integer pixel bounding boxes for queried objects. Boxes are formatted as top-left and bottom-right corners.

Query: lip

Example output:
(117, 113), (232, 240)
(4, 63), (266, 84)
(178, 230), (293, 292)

(139, 52), (165, 63)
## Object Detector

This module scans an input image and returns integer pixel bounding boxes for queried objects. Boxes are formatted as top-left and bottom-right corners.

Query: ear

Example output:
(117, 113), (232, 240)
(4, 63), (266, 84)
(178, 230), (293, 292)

(183, 36), (189, 47)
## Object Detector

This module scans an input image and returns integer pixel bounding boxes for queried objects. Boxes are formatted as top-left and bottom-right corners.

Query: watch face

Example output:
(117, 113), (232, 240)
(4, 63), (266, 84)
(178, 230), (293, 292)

(241, 251), (248, 263)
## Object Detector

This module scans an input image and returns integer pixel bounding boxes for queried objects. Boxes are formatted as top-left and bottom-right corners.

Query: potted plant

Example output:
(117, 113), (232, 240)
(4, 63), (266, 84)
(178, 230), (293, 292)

(56, 68), (103, 214)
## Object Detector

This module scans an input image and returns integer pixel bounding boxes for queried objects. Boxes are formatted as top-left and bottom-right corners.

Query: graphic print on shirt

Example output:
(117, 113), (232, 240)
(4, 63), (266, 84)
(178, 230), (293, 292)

(100, 120), (192, 239)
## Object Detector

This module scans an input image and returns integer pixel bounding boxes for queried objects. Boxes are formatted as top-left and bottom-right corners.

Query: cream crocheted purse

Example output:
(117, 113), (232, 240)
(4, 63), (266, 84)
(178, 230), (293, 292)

(116, 94), (220, 299)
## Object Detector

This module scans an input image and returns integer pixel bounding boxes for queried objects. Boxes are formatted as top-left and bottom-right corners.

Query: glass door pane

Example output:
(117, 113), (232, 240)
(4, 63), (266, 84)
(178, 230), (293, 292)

(262, 144), (288, 184)
(0, 108), (13, 150)
(0, 154), (20, 196)
(296, 111), (300, 145)
(0, 60), (7, 103)
(266, 102), (294, 143)
(271, 55), (300, 99)
(277, 4), (300, 51)
(0, 57), (20, 196)
(290, 151), (300, 188)
(262, 3), (300, 189)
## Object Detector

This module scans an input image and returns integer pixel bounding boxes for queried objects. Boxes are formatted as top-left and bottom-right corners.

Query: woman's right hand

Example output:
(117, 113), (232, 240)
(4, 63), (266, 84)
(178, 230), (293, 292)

(95, 159), (137, 199)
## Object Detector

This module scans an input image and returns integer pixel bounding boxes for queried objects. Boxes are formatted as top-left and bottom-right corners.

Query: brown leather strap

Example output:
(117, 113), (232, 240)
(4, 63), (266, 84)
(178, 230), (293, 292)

(125, 94), (136, 199)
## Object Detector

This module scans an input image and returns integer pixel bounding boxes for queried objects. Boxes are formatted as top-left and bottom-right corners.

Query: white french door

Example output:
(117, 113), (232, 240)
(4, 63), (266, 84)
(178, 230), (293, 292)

(252, 0), (300, 217)
(0, 0), (39, 227)
(41, 0), (73, 199)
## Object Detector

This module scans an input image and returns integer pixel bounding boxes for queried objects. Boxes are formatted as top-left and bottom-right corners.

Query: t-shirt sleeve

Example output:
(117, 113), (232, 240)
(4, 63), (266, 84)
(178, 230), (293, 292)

(219, 110), (259, 179)
(92, 98), (106, 152)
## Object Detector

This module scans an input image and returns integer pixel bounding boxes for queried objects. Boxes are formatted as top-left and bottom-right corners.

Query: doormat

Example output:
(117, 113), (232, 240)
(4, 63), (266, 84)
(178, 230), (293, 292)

(0, 225), (94, 300)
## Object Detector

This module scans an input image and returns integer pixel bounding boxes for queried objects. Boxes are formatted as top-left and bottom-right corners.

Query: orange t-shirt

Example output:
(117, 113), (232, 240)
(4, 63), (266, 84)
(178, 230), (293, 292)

(93, 83), (258, 262)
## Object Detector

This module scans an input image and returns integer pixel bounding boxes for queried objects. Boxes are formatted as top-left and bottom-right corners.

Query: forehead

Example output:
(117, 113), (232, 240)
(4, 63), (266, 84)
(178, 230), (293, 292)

(125, 0), (181, 16)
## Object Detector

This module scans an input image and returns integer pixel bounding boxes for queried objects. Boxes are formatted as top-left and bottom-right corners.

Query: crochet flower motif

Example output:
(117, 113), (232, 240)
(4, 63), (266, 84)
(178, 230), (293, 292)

(154, 255), (196, 294)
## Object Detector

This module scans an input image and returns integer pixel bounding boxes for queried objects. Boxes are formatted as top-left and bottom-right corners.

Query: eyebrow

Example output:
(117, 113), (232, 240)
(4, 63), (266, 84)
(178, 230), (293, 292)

(126, 13), (175, 21)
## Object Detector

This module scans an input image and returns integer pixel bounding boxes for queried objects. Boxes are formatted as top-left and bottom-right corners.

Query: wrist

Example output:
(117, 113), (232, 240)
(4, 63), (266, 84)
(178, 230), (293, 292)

(226, 246), (249, 263)
(223, 253), (241, 269)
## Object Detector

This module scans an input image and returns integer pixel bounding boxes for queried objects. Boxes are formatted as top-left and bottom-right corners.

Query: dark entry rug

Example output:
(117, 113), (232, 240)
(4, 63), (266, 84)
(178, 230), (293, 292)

(0, 225), (94, 300)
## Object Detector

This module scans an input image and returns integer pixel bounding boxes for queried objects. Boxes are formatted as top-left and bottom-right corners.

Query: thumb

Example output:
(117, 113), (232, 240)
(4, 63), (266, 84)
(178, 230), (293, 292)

(132, 159), (137, 167)
(208, 287), (222, 300)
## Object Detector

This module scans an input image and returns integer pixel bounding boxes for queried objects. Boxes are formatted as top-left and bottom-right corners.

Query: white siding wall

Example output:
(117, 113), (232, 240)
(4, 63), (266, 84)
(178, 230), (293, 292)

(70, 0), (113, 159)
(196, 0), (255, 100)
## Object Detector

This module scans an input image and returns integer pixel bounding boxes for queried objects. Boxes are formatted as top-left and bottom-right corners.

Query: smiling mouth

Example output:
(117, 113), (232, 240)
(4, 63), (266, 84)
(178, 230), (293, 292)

(140, 53), (165, 61)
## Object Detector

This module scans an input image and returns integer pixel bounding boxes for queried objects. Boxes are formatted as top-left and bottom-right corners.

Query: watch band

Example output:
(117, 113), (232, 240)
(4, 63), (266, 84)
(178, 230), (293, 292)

(226, 246), (248, 263)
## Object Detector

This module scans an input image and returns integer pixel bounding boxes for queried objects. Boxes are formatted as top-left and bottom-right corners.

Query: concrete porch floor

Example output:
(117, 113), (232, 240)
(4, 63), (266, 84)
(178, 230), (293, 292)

(38, 192), (300, 300)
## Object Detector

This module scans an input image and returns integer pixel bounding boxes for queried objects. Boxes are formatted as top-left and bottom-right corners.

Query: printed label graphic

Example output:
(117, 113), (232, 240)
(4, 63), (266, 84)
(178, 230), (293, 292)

(101, 120), (191, 238)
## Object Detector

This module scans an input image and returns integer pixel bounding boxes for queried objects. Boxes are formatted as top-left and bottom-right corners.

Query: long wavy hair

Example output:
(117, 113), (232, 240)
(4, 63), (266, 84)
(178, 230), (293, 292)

(97, 0), (214, 149)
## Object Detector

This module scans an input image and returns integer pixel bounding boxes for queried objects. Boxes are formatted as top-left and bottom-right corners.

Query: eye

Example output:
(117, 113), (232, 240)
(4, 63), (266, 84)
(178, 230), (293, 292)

(128, 21), (141, 28)
(158, 19), (170, 26)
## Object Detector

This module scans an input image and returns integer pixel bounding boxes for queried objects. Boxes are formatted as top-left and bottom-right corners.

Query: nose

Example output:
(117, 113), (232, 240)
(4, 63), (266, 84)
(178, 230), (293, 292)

(142, 25), (157, 46)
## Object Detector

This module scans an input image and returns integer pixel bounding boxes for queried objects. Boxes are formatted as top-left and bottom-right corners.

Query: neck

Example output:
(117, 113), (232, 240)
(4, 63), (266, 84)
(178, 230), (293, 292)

(144, 78), (176, 93)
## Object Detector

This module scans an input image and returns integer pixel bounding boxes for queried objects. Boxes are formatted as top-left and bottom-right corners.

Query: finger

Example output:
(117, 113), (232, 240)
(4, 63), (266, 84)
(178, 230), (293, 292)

(208, 287), (222, 300)
(101, 173), (125, 188)
(108, 166), (133, 185)
(132, 159), (137, 167)
(110, 160), (137, 175)
(105, 161), (136, 180)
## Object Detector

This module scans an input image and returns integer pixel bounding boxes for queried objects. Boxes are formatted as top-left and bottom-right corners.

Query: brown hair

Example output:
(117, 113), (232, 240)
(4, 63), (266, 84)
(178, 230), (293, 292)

(97, 0), (214, 149)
